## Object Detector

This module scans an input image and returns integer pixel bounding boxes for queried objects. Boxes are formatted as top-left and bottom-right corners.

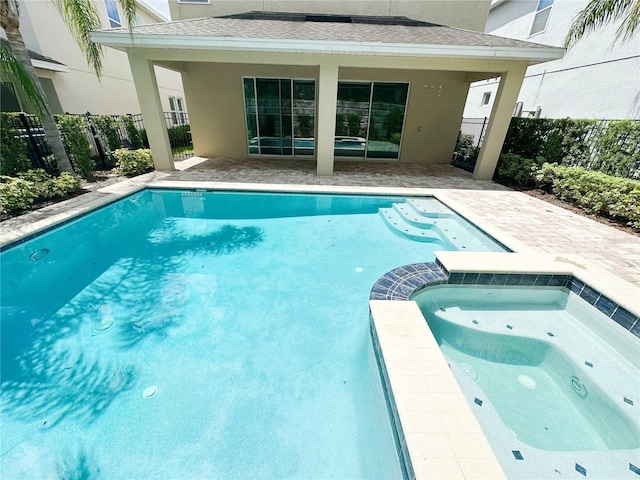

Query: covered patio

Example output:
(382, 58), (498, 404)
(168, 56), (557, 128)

(92, 11), (564, 180)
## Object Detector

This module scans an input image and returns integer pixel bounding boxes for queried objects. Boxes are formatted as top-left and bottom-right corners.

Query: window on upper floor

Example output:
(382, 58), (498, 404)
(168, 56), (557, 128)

(133, 14), (141, 26)
(529, 0), (554, 36)
(169, 96), (187, 125)
(104, 0), (121, 27)
(481, 92), (491, 106)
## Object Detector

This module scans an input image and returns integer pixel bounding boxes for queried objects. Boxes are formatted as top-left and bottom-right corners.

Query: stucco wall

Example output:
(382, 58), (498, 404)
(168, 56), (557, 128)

(183, 62), (468, 163)
(17, 0), (185, 115)
(169, 0), (491, 31)
(464, 0), (640, 119)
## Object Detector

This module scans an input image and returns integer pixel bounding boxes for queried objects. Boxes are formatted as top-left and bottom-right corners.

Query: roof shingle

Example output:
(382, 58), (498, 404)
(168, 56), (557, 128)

(101, 11), (554, 50)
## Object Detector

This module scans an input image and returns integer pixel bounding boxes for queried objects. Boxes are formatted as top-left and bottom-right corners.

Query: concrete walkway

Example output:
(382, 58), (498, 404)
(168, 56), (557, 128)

(2, 157), (638, 287)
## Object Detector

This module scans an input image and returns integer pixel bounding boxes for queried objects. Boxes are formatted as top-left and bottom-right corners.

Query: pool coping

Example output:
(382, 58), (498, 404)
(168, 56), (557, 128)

(370, 251), (640, 479)
(2, 180), (639, 479)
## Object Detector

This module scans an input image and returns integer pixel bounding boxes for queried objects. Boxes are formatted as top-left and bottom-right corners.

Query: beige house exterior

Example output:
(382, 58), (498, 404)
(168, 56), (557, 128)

(1, 0), (185, 116)
(93, 8), (563, 179)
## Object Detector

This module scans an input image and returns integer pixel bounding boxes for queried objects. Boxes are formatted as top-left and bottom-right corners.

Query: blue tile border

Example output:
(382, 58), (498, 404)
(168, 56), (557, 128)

(370, 265), (640, 339)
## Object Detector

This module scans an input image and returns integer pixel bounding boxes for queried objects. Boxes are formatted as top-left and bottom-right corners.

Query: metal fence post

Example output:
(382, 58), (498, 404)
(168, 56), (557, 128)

(18, 113), (48, 170)
(86, 114), (109, 168)
(478, 116), (488, 147)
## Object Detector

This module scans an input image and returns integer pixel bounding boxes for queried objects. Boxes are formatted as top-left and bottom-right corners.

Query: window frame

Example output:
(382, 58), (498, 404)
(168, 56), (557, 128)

(104, 0), (121, 28)
(529, 0), (554, 37)
(242, 76), (317, 158)
(481, 92), (491, 106)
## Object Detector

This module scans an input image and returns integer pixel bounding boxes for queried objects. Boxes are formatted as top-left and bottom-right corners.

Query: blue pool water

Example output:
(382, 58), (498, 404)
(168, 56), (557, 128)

(414, 285), (640, 479)
(1, 190), (503, 479)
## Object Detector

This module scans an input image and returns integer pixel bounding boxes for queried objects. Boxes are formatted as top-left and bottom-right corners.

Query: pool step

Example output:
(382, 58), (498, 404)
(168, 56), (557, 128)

(378, 207), (446, 244)
(406, 198), (456, 218)
(381, 202), (496, 251)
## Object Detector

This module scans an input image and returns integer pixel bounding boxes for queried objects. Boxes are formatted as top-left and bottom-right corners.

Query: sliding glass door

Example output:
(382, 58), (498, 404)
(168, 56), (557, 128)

(334, 83), (371, 157)
(366, 83), (409, 159)
(335, 81), (409, 160)
(243, 78), (407, 160)
(243, 78), (316, 157)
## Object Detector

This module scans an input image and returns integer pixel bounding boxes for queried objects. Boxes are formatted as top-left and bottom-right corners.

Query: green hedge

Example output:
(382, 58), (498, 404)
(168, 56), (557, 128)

(495, 153), (546, 188)
(0, 169), (82, 215)
(534, 163), (640, 229)
(57, 115), (95, 178)
(0, 113), (31, 176)
(502, 118), (640, 180)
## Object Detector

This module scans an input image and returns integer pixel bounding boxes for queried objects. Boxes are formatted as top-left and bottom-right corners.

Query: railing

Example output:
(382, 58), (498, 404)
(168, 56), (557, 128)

(6, 111), (193, 175)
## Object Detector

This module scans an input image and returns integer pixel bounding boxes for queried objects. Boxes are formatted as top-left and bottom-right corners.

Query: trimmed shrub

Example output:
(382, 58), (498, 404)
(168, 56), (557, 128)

(456, 133), (475, 152)
(495, 153), (546, 188)
(0, 169), (81, 215)
(42, 172), (82, 199)
(591, 120), (640, 178)
(0, 176), (38, 214)
(0, 113), (31, 176)
(57, 115), (95, 178)
(113, 148), (153, 176)
(535, 163), (640, 229)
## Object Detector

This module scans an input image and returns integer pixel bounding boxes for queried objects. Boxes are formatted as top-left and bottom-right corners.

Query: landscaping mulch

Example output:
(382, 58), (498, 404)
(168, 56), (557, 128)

(523, 188), (638, 237)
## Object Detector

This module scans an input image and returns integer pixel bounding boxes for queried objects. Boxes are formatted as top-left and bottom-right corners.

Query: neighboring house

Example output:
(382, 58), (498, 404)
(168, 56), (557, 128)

(92, 3), (564, 179)
(464, 0), (640, 119)
(0, 0), (186, 116)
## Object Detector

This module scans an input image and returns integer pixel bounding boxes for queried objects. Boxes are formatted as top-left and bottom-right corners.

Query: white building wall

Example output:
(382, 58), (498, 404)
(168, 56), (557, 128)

(8, 0), (186, 116)
(169, 0), (491, 32)
(464, 0), (640, 119)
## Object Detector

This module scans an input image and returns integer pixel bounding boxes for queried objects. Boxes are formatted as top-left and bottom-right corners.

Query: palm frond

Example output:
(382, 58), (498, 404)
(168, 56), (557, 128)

(118, 0), (138, 30)
(0, 41), (49, 115)
(565, 0), (639, 47)
(617, 0), (640, 41)
(51, 0), (103, 78)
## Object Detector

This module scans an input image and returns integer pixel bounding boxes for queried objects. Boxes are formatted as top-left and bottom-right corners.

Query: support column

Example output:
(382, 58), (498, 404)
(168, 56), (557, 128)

(473, 63), (527, 180)
(316, 63), (339, 176)
(128, 53), (174, 171)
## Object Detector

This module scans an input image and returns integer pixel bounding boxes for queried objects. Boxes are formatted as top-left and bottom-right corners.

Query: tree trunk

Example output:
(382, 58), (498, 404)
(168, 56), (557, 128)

(1, 3), (74, 174)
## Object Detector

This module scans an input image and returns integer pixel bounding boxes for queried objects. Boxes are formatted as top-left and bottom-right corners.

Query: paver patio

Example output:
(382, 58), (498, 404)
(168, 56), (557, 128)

(2, 156), (638, 287)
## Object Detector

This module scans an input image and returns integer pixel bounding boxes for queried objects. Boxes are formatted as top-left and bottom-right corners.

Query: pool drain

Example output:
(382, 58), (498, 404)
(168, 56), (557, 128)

(517, 374), (536, 389)
(458, 362), (479, 381)
(570, 376), (587, 397)
(29, 249), (49, 261)
(142, 385), (158, 398)
(94, 318), (114, 332)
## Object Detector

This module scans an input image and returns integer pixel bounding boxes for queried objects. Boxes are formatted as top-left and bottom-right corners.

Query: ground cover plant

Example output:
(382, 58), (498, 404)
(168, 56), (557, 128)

(0, 169), (82, 216)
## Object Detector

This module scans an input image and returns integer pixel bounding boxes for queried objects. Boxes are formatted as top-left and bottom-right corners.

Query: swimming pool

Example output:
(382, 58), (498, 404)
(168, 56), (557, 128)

(0, 189), (504, 479)
(413, 284), (640, 479)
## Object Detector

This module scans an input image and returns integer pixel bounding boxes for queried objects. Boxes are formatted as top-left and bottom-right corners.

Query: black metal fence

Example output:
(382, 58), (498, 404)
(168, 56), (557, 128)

(5, 111), (193, 175)
(456, 117), (489, 151)
(452, 117), (640, 178)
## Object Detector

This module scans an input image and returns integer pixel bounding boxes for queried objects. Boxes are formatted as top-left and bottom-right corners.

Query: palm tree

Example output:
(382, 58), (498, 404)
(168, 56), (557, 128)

(565, 0), (640, 47)
(0, 0), (137, 174)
